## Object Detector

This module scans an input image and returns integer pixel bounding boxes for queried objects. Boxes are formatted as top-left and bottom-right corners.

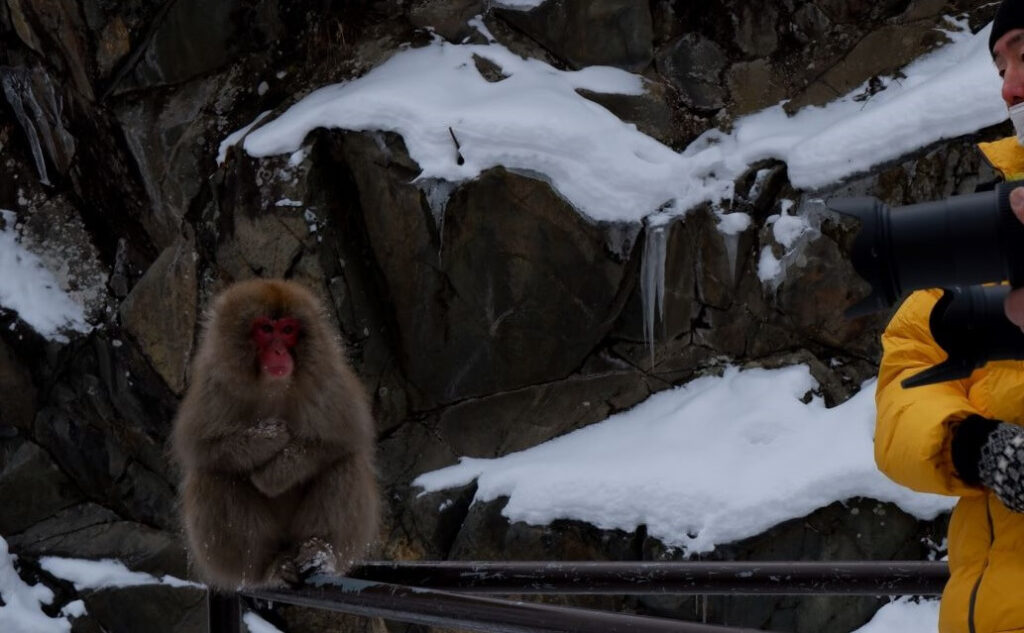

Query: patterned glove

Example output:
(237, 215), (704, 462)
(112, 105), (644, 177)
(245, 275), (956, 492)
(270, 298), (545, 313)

(977, 422), (1024, 513)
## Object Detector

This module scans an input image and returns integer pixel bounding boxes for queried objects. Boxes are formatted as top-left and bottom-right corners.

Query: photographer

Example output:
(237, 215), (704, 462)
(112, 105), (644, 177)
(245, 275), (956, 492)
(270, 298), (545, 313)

(1005, 188), (1024, 322)
(875, 3), (1024, 632)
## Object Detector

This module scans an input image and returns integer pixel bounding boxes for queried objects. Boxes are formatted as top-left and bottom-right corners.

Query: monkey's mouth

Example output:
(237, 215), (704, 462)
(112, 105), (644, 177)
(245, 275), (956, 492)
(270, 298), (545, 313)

(263, 364), (292, 379)
(260, 346), (295, 379)
(262, 358), (294, 379)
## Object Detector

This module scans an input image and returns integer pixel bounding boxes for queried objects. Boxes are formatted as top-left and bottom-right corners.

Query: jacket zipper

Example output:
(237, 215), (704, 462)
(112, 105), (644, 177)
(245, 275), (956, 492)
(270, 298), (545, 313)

(968, 497), (996, 633)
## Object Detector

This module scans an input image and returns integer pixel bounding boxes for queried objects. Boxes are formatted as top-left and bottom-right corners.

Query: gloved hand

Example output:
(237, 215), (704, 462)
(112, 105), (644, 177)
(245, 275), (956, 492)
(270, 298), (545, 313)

(979, 422), (1024, 513)
(954, 415), (1024, 513)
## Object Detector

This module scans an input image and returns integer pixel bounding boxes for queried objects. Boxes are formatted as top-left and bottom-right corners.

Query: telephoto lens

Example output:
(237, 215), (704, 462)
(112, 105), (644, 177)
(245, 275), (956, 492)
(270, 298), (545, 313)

(828, 180), (1024, 317)
(827, 181), (1024, 387)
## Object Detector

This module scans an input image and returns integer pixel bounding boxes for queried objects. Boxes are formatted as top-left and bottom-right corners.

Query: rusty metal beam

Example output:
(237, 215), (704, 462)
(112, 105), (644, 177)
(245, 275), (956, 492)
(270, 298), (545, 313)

(241, 576), (761, 633)
(346, 560), (949, 596)
(208, 591), (242, 633)
(213, 560), (949, 633)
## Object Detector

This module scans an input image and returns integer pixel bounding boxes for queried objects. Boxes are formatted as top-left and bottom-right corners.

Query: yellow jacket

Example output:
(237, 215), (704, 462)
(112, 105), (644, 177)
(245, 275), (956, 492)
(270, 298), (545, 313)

(876, 137), (1024, 633)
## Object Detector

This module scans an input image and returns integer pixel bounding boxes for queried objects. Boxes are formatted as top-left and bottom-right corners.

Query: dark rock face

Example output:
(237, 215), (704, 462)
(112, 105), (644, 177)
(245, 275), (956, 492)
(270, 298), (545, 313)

(0, 0), (992, 630)
(79, 584), (207, 633)
(119, 0), (241, 91)
(0, 338), (36, 431)
(9, 503), (187, 577)
(496, 0), (654, 72)
(119, 237), (198, 394)
(0, 438), (82, 535)
(640, 497), (948, 633)
(0, 65), (76, 184)
(656, 33), (728, 111)
(375, 164), (631, 404)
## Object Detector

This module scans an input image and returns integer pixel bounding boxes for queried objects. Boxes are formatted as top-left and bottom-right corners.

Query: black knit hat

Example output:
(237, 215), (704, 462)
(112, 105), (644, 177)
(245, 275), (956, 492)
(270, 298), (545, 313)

(991, 0), (1024, 57)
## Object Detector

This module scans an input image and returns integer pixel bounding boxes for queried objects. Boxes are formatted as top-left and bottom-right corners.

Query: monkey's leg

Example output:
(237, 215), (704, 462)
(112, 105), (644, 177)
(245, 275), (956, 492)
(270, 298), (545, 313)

(288, 456), (380, 576)
(183, 473), (285, 589)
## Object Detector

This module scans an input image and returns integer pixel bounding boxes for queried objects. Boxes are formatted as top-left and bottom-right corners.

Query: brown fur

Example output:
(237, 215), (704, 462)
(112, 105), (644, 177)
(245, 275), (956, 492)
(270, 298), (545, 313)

(171, 279), (380, 589)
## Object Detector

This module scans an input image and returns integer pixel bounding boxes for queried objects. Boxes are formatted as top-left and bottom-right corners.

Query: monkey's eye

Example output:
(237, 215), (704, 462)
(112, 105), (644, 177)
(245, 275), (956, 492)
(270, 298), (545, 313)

(251, 317), (276, 343)
(274, 318), (302, 345)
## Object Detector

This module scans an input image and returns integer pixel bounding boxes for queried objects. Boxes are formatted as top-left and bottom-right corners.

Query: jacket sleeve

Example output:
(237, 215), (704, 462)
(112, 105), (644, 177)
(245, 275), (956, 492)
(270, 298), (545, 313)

(874, 289), (986, 497)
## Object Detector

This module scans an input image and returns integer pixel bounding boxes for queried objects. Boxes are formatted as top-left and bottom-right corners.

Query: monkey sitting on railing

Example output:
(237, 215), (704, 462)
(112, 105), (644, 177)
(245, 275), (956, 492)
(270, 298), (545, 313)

(171, 278), (380, 589)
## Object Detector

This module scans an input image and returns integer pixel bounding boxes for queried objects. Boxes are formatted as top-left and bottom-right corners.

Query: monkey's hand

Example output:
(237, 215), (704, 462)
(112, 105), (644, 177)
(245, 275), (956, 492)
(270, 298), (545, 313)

(192, 418), (291, 473)
(248, 417), (290, 442)
(264, 551), (302, 587)
(238, 418), (292, 466)
(294, 537), (339, 580)
(263, 538), (339, 586)
(250, 442), (325, 498)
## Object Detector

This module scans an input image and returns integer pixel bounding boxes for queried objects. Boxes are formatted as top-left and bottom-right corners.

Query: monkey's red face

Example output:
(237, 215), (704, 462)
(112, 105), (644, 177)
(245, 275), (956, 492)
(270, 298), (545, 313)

(251, 317), (302, 380)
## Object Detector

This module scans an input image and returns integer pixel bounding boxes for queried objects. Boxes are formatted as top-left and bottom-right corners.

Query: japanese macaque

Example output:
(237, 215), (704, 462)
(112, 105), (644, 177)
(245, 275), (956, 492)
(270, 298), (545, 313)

(171, 278), (380, 590)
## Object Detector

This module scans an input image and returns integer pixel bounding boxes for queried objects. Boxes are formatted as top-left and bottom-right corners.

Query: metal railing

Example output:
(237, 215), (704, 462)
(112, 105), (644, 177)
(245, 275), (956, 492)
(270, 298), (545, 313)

(208, 559), (950, 633)
(345, 560), (949, 596)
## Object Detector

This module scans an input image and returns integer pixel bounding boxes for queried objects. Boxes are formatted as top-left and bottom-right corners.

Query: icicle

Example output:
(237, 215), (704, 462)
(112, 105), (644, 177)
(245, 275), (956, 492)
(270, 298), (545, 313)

(715, 208), (750, 283)
(640, 220), (668, 368)
(1, 67), (74, 186)
(721, 231), (739, 282)
(419, 178), (456, 257)
(1, 70), (50, 185)
(747, 168), (772, 202)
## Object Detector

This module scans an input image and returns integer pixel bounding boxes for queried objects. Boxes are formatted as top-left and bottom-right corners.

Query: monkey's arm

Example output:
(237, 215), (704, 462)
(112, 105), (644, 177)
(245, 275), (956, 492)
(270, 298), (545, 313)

(249, 440), (337, 498)
(192, 418), (292, 473)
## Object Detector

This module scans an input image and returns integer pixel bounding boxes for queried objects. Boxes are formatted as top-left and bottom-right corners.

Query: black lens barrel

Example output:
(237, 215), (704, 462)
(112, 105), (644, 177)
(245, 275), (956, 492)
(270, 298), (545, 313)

(891, 190), (1007, 292)
(828, 180), (1024, 387)
(830, 181), (1024, 318)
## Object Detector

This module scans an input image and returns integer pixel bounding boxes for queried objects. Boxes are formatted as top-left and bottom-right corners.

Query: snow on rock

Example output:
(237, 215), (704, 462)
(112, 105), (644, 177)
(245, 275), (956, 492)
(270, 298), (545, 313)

(757, 247), (782, 282)
(238, 17), (1002, 233)
(492, 0), (548, 10)
(38, 556), (200, 591)
(217, 110), (272, 165)
(771, 211), (811, 249)
(852, 598), (940, 633)
(241, 38), (697, 224)
(244, 611), (285, 633)
(686, 18), (1003, 192)
(0, 209), (92, 342)
(0, 537), (70, 633)
(415, 364), (955, 554)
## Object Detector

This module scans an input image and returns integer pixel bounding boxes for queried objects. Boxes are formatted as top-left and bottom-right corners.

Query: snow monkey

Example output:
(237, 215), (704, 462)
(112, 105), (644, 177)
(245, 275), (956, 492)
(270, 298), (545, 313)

(171, 278), (380, 589)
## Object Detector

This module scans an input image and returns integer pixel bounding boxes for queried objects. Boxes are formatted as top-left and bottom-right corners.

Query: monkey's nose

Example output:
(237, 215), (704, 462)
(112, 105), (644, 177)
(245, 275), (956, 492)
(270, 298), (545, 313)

(261, 341), (295, 378)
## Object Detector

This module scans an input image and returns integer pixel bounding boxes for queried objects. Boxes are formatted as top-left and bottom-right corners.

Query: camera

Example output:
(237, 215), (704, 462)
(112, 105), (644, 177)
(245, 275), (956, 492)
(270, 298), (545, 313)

(827, 180), (1024, 387)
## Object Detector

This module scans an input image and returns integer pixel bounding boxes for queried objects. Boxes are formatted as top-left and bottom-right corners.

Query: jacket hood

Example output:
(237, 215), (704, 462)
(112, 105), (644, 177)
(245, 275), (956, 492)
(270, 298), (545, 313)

(978, 136), (1024, 180)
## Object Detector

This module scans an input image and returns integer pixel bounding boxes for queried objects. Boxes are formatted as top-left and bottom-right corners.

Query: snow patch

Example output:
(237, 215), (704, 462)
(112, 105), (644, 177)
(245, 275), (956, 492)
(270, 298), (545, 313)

(0, 210), (92, 341)
(244, 612), (285, 633)
(218, 110), (273, 165)
(235, 17), (1001, 233)
(415, 365), (955, 554)
(757, 247), (782, 282)
(39, 557), (199, 591)
(0, 537), (69, 633)
(852, 598), (939, 633)
(492, 0), (547, 10)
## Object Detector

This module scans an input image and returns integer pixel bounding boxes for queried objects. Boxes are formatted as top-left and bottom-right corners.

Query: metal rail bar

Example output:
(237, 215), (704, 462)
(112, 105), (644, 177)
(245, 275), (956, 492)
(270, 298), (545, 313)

(346, 560), (950, 596)
(208, 591), (242, 633)
(241, 576), (762, 633)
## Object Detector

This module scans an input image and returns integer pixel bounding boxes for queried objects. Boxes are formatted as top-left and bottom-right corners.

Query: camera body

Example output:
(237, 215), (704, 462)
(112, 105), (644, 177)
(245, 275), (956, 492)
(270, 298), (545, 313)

(829, 180), (1024, 387)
